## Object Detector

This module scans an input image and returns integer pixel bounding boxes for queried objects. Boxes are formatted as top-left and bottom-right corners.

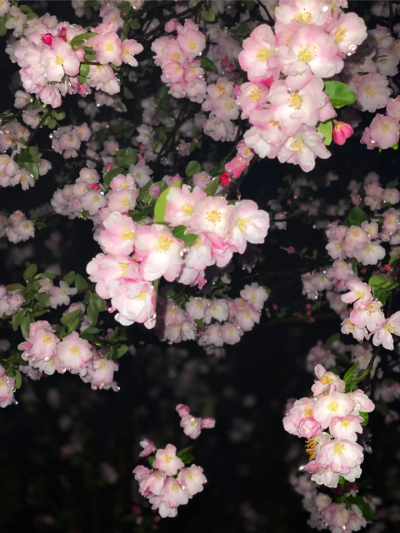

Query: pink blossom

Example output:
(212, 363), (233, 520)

(121, 39), (143, 67)
(164, 185), (206, 227)
(94, 32), (122, 66)
(372, 311), (400, 350)
(283, 397), (318, 437)
(238, 25), (279, 83)
(139, 439), (156, 457)
(229, 200), (270, 253)
(176, 404), (215, 439)
(177, 465), (207, 497)
(328, 12), (367, 55)
(311, 365), (345, 396)
(161, 477), (189, 509)
(317, 438), (364, 473)
(313, 390), (355, 429)
(135, 224), (184, 282)
(341, 275), (373, 309)
(57, 331), (92, 371)
(0, 365), (15, 408)
(41, 38), (80, 82)
(240, 283), (268, 310)
(333, 121), (353, 145)
(99, 212), (137, 256)
(329, 414), (364, 442)
(189, 196), (234, 239)
(49, 281), (77, 309)
(152, 444), (184, 476)
(111, 277), (156, 327)
(278, 125), (331, 173)
(367, 114), (399, 150)
(349, 73), (391, 113)
(350, 300), (386, 333)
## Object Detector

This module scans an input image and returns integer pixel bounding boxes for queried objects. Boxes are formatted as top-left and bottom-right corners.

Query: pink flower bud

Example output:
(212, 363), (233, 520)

(333, 121), (353, 146)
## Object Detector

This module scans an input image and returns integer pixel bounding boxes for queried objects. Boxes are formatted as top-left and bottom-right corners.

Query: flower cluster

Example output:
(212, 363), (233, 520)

(341, 275), (400, 350)
(0, 285), (24, 317)
(152, 19), (207, 103)
(0, 364), (16, 408)
(87, 181), (269, 330)
(283, 364), (375, 488)
(133, 404), (215, 518)
(5, 7), (142, 107)
(18, 320), (119, 390)
(239, 2), (368, 172)
(290, 473), (374, 533)
(51, 123), (91, 159)
(5, 210), (35, 243)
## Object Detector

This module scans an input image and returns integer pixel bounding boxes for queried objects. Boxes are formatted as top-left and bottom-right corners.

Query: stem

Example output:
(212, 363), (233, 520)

(26, 108), (51, 147)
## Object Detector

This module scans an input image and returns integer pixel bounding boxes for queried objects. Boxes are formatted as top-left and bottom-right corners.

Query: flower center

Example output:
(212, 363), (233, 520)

(295, 9), (312, 23)
(236, 218), (249, 231)
(288, 93), (303, 110)
(206, 210), (221, 224)
(304, 407), (313, 418)
(334, 27), (347, 44)
(297, 45), (316, 64)
(120, 230), (135, 241)
(136, 291), (147, 301)
(42, 336), (51, 345)
(256, 46), (273, 62)
(333, 442), (345, 455)
(328, 401), (339, 412)
(320, 375), (333, 385)
(171, 51), (181, 61)
(106, 43), (114, 51)
(55, 54), (63, 66)
(70, 346), (81, 355)
(380, 123), (390, 133)
(290, 138), (305, 154)
(250, 87), (261, 102)
(156, 235), (172, 253)
(341, 420), (351, 427)
(384, 322), (395, 333)
(365, 86), (376, 98)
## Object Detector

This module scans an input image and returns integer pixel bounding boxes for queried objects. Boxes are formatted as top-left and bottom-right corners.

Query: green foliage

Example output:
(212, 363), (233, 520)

(172, 226), (198, 246)
(0, 16), (7, 37)
(79, 63), (90, 77)
(198, 56), (217, 71)
(116, 147), (137, 167)
(343, 363), (369, 393)
(347, 206), (369, 227)
(324, 81), (356, 108)
(154, 181), (181, 223)
(185, 160), (201, 177)
(87, 293), (106, 326)
(63, 271), (76, 286)
(69, 32), (98, 49)
(7, 368), (22, 389)
(61, 309), (82, 334)
(204, 177), (220, 197)
(24, 264), (37, 280)
(203, 9), (216, 21)
(123, 87), (134, 99)
(317, 121), (333, 145)
(359, 411), (369, 426)
(75, 274), (89, 291)
(368, 276), (398, 305)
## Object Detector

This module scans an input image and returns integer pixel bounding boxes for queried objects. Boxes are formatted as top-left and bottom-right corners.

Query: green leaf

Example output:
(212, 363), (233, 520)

(204, 177), (220, 197)
(63, 271), (76, 286)
(51, 109), (66, 121)
(0, 17), (7, 37)
(369, 275), (390, 287)
(35, 293), (49, 307)
(325, 333), (340, 349)
(80, 63), (90, 77)
(116, 147), (137, 167)
(324, 81), (356, 108)
(338, 475), (345, 485)
(343, 362), (358, 386)
(123, 86), (134, 99)
(130, 206), (153, 222)
(130, 19), (140, 30)
(359, 411), (369, 426)
(34, 272), (56, 280)
(392, 143), (398, 150)
(317, 121), (333, 146)
(12, 310), (25, 331)
(195, 318), (204, 330)
(61, 309), (82, 327)
(6, 283), (24, 291)
(116, 344), (129, 358)
(347, 206), (369, 227)
(185, 160), (201, 177)
(8, 368), (22, 389)
(103, 167), (124, 186)
(198, 56), (217, 71)
(172, 225), (198, 246)
(154, 181), (181, 223)
(87, 293), (106, 326)
(118, 1), (132, 13)
(386, 180), (399, 188)
(389, 253), (400, 266)
(203, 9), (216, 21)
(23, 162), (39, 180)
(148, 456), (156, 468)
(24, 264), (37, 280)
(35, 221), (46, 230)
(179, 453), (195, 464)
(70, 32), (98, 48)
(21, 313), (33, 339)
(75, 274), (89, 291)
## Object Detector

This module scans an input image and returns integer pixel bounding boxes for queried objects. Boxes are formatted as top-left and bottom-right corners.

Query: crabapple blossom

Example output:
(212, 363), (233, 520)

(152, 444), (184, 477)
(176, 404), (215, 439)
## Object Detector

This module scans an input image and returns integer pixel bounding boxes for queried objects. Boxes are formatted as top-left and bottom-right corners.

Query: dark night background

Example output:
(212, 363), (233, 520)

(0, 2), (400, 532)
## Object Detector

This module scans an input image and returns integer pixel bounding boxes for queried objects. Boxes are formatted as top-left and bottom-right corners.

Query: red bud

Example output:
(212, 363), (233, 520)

(219, 172), (231, 187)
(41, 33), (54, 46)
